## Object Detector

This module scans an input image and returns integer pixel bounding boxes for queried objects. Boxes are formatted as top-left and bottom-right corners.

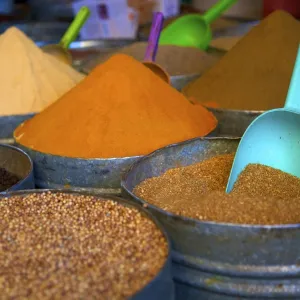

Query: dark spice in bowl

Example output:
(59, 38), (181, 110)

(0, 167), (20, 191)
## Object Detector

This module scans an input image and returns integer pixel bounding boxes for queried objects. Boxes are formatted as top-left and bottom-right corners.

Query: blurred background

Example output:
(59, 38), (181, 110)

(1, 0), (300, 41)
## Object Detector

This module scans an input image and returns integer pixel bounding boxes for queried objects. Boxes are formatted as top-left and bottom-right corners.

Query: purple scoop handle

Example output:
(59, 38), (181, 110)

(144, 12), (164, 62)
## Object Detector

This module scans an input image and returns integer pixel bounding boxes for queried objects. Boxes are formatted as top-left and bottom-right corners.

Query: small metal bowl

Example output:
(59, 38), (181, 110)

(0, 144), (34, 192)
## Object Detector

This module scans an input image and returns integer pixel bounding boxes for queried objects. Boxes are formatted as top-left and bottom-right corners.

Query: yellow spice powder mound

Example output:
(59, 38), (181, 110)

(0, 27), (84, 115)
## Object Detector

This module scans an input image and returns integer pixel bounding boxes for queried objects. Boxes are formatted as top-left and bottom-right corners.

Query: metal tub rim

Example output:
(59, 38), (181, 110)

(171, 73), (200, 79)
(208, 107), (265, 115)
(0, 143), (34, 192)
(14, 141), (142, 161)
(36, 38), (137, 50)
(14, 141), (144, 193)
(121, 136), (300, 230)
(0, 188), (175, 300)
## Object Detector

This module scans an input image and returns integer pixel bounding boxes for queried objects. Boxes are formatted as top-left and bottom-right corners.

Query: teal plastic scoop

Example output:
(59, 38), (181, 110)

(159, 0), (237, 50)
(226, 45), (300, 193)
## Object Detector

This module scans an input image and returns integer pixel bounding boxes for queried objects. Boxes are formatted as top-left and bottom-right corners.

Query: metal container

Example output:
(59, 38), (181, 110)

(57, 39), (136, 72)
(40, 39), (136, 71)
(0, 189), (175, 300)
(170, 74), (201, 91)
(0, 114), (34, 145)
(36, 39), (136, 50)
(121, 137), (300, 299)
(0, 144), (34, 192)
(207, 108), (262, 137)
(15, 144), (142, 195)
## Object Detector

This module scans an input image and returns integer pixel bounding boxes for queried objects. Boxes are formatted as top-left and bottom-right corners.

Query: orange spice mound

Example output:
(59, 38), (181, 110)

(14, 54), (217, 158)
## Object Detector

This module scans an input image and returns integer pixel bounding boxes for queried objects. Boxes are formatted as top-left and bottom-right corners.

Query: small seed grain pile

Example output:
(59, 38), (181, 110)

(135, 154), (234, 214)
(83, 42), (219, 75)
(232, 164), (300, 200)
(134, 155), (300, 225)
(0, 167), (20, 191)
(0, 192), (168, 299)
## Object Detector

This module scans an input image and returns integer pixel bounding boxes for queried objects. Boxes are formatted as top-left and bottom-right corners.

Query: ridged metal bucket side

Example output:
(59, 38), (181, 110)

(0, 114), (34, 144)
(0, 144), (35, 192)
(15, 144), (142, 195)
(121, 137), (300, 299)
(0, 189), (175, 300)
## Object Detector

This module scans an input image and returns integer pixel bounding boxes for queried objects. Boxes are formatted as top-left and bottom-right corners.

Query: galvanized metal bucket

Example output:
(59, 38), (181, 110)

(0, 189), (175, 300)
(15, 144), (142, 195)
(0, 144), (35, 192)
(0, 113), (34, 144)
(121, 137), (300, 299)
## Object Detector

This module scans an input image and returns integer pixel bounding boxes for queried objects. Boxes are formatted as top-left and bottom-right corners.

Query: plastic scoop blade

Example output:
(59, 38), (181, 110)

(143, 12), (170, 83)
(159, 0), (237, 50)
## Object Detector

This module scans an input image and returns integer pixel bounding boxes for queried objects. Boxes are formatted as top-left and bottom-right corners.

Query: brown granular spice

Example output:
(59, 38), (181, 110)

(232, 164), (300, 200)
(188, 191), (300, 225)
(83, 42), (219, 76)
(0, 192), (168, 299)
(134, 155), (300, 225)
(210, 36), (242, 51)
(134, 154), (234, 214)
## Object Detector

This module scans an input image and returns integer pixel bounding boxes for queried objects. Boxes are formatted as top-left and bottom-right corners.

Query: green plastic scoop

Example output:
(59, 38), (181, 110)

(159, 0), (237, 50)
(42, 6), (90, 65)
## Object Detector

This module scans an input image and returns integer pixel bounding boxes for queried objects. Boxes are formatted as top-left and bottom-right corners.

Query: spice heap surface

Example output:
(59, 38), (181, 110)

(210, 36), (242, 51)
(0, 27), (84, 115)
(134, 154), (300, 225)
(0, 192), (168, 299)
(15, 54), (217, 158)
(83, 42), (219, 75)
(183, 10), (300, 111)
(0, 167), (20, 191)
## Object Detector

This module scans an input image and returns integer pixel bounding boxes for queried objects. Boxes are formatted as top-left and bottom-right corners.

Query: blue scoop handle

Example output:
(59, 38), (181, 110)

(285, 45), (300, 112)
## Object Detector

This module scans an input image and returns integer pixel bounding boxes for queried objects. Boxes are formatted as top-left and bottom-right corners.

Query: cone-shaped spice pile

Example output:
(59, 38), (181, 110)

(183, 10), (300, 111)
(15, 54), (217, 158)
(0, 27), (84, 115)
